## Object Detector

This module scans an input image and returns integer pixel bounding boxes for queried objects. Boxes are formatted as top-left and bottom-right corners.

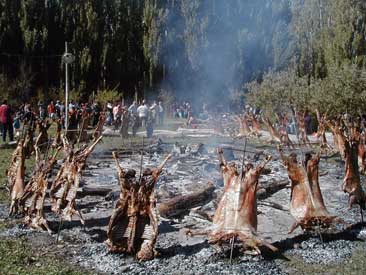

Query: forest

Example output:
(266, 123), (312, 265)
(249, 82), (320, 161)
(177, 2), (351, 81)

(0, 0), (365, 112)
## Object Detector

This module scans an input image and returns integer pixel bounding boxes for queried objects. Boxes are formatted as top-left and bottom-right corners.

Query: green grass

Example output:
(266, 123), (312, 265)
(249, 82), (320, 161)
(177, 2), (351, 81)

(283, 247), (366, 275)
(0, 238), (86, 275)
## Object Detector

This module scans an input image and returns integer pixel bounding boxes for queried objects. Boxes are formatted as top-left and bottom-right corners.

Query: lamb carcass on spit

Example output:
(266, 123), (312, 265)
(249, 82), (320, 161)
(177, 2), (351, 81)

(296, 111), (310, 146)
(93, 113), (106, 142)
(8, 139), (26, 216)
(278, 146), (345, 232)
(262, 116), (281, 143)
(20, 143), (61, 233)
(315, 110), (332, 152)
(188, 148), (277, 255)
(326, 119), (347, 160)
(50, 135), (102, 224)
(236, 114), (252, 138)
(52, 119), (62, 148)
(106, 152), (171, 261)
(342, 139), (366, 211)
(36, 119), (51, 152)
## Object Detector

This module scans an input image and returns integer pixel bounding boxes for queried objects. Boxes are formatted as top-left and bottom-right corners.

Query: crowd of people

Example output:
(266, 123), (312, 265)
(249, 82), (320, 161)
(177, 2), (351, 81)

(0, 98), (168, 143)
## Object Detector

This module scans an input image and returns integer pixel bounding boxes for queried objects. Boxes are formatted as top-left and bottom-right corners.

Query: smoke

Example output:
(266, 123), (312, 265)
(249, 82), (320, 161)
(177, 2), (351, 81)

(157, 0), (293, 111)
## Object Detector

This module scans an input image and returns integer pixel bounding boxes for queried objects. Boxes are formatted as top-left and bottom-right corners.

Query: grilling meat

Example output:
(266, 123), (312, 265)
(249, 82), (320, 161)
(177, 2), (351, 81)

(20, 145), (61, 233)
(93, 113), (106, 142)
(315, 110), (332, 152)
(278, 146), (344, 232)
(50, 135), (102, 224)
(23, 121), (36, 158)
(343, 139), (366, 210)
(52, 119), (62, 148)
(248, 113), (261, 137)
(36, 119), (51, 152)
(106, 152), (171, 261)
(327, 119), (346, 160)
(236, 115), (252, 138)
(8, 139), (26, 216)
(296, 111), (310, 146)
(188, 149), (277, 255)
(262, 116), (281, 143)
(78, 112), (91, 143)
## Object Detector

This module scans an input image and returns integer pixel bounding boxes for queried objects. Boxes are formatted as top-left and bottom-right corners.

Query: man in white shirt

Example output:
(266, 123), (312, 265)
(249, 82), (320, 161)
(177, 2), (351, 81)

(137, 100), (149, 128)
(158, 101), (164, 125)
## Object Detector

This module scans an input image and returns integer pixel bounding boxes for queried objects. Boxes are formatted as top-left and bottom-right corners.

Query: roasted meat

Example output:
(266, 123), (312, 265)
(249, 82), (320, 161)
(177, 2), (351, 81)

(342, 139), (366, 210)
(296, 111), (310, 146)
(262, 116), (281, 143)
(106, 152), (171, 261)
(52, 119), (62, 148)
(8, 139), (26, 216)
(93, 113), (106, 142)
(315, 110), (332, 152)
(236, 115), (252, 138)
(20, 145), (61, 233)
(36, 119), (51, 152)
(50, 135), (102, 224)
(327, 119), (346, 160)
(188, 149), (277, 255)
(278, 146), (344, 232)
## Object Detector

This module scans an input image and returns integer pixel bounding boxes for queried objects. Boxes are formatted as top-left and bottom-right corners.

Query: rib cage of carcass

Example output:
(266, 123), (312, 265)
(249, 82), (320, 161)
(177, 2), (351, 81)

(50, 135), (102, 224)
(278, 146), (345, 232)
(188, 148), (277, 255)
(8, 139), (26, 216)
(106, 152), (171, 261)
(20, 141), (61, 233)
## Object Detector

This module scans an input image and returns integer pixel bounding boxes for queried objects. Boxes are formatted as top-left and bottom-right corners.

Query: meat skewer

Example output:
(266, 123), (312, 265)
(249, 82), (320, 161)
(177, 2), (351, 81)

(278, 146), (346, 232)
(8, 139), (26, 216)
(235, 114), (252, 138)
(315, 109), (332, 153)
(262, 116), (281, 143)
(50, 135), (103, 224)
(106, 152), (172, 261)
(187, 148), (277, 255)
(20, 144), (61, 233)
(343, 139), (366, 213)
(93, 113), (106, 142)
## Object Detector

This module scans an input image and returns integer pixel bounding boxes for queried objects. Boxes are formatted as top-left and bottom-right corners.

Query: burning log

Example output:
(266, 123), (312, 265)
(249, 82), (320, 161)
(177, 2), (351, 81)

(8, 139), (26, 216)
(342, 139), (366, 211)
(278, 146), (345, 233)
(50, 135), (103, 224)
(187, 148), (277, 255)
(20, 145), (61, 233)
(158, 182), (215, 218)
(106, 152), (172, 261)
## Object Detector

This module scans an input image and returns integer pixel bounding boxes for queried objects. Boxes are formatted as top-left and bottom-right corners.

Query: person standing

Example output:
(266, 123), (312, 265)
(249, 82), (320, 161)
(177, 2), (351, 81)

(137, 100), (149, 128)
(47, 101), (55, 119)
(158, 101), (164, 125)
(0, 99), (14, 142)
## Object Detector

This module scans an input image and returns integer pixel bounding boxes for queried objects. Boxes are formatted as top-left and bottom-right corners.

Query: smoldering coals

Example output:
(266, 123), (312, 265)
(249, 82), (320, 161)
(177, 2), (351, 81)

(155, 0), (294, 109)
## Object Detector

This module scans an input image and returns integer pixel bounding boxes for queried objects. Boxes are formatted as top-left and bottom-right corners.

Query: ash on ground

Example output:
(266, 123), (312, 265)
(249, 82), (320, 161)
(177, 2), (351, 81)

(1, 133), (366, 275)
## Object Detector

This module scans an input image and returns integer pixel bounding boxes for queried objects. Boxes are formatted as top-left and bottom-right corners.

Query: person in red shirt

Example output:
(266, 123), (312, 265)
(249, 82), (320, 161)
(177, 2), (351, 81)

(0, 99), (14, 142)
(47, 101), (55, 119)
